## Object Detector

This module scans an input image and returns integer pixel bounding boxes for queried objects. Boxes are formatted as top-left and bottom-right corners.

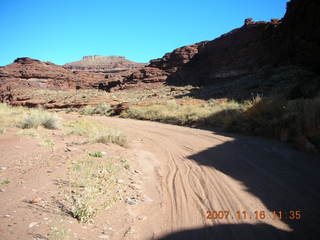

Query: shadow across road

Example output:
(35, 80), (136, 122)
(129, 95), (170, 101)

(158, 223), (293, 240)
(159, 134), (320, 240)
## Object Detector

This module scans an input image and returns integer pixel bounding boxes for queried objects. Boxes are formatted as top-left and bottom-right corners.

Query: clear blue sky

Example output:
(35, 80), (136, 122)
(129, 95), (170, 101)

(0, 0), (288, 66)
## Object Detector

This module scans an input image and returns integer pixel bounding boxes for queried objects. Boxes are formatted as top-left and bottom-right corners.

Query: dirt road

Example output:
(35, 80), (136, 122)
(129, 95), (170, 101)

(96, 116), (320, 240)
(1, 115), (320, 240)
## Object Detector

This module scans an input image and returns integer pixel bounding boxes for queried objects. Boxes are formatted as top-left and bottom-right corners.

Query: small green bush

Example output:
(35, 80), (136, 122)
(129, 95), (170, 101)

(88, 152), (103, 158)
(66, 156), (120, 223)
(72, 200), (96, 223)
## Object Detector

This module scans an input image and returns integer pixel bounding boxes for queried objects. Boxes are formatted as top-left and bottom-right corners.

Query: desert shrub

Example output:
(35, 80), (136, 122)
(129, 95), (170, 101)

(0, 127), (5, 135)
(80, 103), (113, 116)
(122, 99), (247, 127)
(72, 198), (96, 223)
(0, 104), (61, 130)
(67, 120), (127, 147)
(42, 113), (61, 129)
(241, 97), (320, 139)
(91, 128), (127, 147)
(17, 112), (42, 129)
(66, 156), (120, 223)
(17, 110), (61, 129)
(120, 96), (320, 152)
(283, 98), (320, 136)
(67, 119), (96, 136)
(241, 97), (286, 134)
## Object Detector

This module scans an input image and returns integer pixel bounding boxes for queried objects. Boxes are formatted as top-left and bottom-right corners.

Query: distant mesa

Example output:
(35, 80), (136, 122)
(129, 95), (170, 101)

(64, 55), (145, 73)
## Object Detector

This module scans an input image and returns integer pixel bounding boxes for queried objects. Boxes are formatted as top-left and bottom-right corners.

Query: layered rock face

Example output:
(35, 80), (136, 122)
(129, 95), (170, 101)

(64, 55), (145, 72)
(121, 41), (208, 87)
(118, 0), (319, 93)
(0, 57), (107, 102)
(166, 0), (320, 85)
(148, 41), (208, 73)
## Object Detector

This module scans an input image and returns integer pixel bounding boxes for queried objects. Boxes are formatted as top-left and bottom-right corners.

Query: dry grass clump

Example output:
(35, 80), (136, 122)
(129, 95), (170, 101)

(80, 103), (113, 116)
(121, 99), (246, 126)
(0, 103), (24, 127)
(0, 103), (60, 130)
(67, 119), (127, 147)
(0, 127), (6, 135)
(91, 128), (127, 147)
(121, 97), (320, 152)
(17, 110), (61, 129)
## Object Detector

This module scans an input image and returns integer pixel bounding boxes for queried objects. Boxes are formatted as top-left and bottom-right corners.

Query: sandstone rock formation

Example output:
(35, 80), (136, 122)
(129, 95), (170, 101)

(0, 57), (107, 102)
(119, 41), (208, 88)
(166, 0), (320, 86)
(64, 55), (145, 72)
(1, 0), (319, 97)
(113, 0), (319, 99)
(0, 57), (106, 89)
(148, 41), (208, 73)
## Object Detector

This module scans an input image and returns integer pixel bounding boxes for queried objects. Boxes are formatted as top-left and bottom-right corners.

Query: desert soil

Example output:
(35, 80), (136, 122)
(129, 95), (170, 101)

(1, 114), (320, 240)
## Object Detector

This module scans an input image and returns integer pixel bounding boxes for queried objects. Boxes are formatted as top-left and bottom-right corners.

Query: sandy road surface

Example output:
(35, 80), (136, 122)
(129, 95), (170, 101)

(90, 116), (320, 240)
(1, 114), (320, 240)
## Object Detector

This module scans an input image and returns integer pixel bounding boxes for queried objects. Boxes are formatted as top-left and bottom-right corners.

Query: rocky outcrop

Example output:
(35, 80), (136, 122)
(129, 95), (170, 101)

(166, 0), (320, 86)
(120, 41), (208, 88)
(117, 0), (319, 93)
(149, 41), (208, 73)
(0, 57), (108, 102)
(64, 55), (145, 72)
(0, 57), (107, 89)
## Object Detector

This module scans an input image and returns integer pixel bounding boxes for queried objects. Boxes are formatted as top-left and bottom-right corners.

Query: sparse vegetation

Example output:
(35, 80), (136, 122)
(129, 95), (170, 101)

(92, 128), (127, 147)
(123, 164), (130, 170)
(67, 119), (127, 147)
(16, 129), (40, 138)
(65, 155), (121, 223)
(88, 152), (104, 158)
(17, 110), (61, 129)
(18, 89), (107, 105)
(121, 99), (245, 127)
(0, 103), (25, 127)
(0, 127), (5, 135)
(40, 139), (55, 148)
(49, 225), (72, 240)
(80, 103), (113, 116)
(121, 97), (320, 152)
(1, 179), (10, 185)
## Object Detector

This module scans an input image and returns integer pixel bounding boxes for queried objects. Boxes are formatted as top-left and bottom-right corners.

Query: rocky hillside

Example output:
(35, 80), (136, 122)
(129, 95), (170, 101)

(120, 41), (208, 87)
(64, 55), (145, 72)
(119, 0), (320, 99)
(167, 0), (320, 88)
(0, 57), (107, 102)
